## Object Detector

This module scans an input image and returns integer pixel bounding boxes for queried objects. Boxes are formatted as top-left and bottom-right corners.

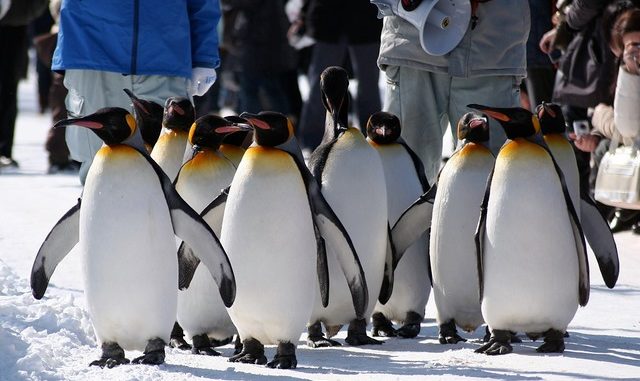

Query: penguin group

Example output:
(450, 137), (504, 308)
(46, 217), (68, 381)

(30, 66), (620, 370)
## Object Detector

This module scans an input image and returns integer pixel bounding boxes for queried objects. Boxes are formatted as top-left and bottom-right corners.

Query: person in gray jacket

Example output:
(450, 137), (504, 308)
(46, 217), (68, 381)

(377, 0), (530, 183)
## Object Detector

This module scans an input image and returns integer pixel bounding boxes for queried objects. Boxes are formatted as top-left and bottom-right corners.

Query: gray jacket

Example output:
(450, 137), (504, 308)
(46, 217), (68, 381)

(378, 0), (530, 78)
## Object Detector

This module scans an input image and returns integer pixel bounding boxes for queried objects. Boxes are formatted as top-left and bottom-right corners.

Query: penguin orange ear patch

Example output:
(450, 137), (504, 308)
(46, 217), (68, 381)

(215, 126), (241, 133)
(75, 121), (104, 130)
(248, 118), (270, 130)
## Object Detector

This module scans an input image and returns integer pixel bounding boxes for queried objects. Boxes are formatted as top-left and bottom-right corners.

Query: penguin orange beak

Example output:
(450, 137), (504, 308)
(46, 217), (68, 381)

(123, 88), (149, 115)
(467, 104), (511, 122)
(240, 112), (270, 131)
(53, 117), (104, 130)
(469, 117), (487, 129)
(214, 123), (253, 134)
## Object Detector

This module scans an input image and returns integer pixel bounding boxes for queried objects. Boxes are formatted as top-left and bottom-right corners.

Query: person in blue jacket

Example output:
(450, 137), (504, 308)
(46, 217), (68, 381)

(52, 0), (220, 184)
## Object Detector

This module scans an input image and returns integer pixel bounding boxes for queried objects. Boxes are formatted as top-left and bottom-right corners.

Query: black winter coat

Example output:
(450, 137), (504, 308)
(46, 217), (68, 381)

(303, 0), (382, 44)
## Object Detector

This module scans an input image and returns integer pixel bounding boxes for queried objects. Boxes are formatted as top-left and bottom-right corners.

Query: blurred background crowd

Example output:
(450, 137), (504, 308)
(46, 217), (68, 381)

(1, 0), (640, 233)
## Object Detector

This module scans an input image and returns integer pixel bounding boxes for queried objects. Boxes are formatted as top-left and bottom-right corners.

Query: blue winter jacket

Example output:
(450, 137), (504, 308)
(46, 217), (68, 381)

(52, 0), (221, 78)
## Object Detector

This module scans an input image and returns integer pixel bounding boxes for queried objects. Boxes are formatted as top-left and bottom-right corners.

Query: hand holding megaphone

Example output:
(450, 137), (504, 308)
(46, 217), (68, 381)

(371, 0), (471, 56)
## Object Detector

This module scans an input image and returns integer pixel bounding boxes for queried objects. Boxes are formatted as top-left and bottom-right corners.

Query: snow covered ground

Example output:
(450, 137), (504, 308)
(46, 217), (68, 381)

(1, 73), (640, 381)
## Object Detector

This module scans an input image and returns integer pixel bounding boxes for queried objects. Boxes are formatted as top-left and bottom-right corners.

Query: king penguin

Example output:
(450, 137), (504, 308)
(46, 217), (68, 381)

(124, 89), (164, 152)
(150, 97), (195, 181)
(31, 108), (236, 368)
(307, 66), (391, 347)
(468, 104), (589, 355)
(174, 115), (246, 355)
(365, 111), (431, 339)
(428, 112), (495, 344)
(219, 115), (252, 167)
(537, 102), (619, 289)
(218, 111), (367, 369)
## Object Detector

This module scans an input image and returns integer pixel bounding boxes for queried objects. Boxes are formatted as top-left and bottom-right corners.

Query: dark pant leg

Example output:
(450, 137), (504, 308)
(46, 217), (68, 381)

(525, 67), (556, 109)
(0, 25), (28, 159)
(348, 42), (381, 132)
(298, 40), (348, 150)
(46, 73), (70, 165)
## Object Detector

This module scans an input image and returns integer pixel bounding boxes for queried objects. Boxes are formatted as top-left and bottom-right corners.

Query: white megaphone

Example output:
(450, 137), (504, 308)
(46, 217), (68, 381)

(371, 0), (471, 56)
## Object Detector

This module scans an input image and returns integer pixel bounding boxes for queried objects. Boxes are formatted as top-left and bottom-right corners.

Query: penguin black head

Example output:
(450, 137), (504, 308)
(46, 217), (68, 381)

(163, 97), (195, 132)
(467, 104), (540, 139)
(366, 111), (401, 144)
(222, 115), (253, 147)
(54, 107), (136, 146)
(123, 89), (163, 147)
(240, 111), (293, 147)
(535, 102), (566, 135)
(188, 114), (252, 151)
(457, 112), (490, 143)
(320, 66), (350, 132)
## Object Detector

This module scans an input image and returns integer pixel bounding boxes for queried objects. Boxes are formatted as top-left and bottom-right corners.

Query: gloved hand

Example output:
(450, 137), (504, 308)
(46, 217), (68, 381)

(189, 67), (217, 97)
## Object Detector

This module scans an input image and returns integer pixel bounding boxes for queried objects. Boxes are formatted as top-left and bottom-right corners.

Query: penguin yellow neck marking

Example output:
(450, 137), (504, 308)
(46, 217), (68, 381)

(245, 146), (293, 168)
(458, 142), (492, 158)
(500, 138), (548, 160)
(96, 144), (137, 157)
(158, 130), (188, 144)
(544, 133), (571, 149)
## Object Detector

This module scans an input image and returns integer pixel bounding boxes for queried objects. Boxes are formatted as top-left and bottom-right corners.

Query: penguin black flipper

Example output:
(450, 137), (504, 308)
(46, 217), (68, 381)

(391, 184), (437, 261)
(378, 223), (396, 305)
(137, 149), (236, 307)
(474, 169), (493, 302)
(279, 137), (369, 318)
(31, 198), (81, 299)
(398, 137), (430, 192)
(541, 144), (590, 306)
(579, 190), (619, 288)
(177, 186), (231, 289)
(314, 222), (330, 307)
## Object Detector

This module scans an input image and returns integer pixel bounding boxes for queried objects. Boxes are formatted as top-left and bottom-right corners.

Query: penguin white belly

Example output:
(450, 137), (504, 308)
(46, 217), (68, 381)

(545, 136), (580, 215)
(223, 148), (316, 344)
(372, 144), (430, 322)
(81, 146), (177, 351)
(482, 142), (579, 333)
(176, 155), (237, 339)
(311, 131), (388, 325)
(431, 145), (494, 331)
(151, 129), (189, 181)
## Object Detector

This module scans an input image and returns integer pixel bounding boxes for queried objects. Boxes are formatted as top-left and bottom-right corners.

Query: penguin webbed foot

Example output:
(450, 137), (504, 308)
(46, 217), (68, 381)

(371, 312), (397, 337)
(536, 329), (565, 353)
(191, 334), (221, 356)
(229, 338), (267, 364)
(397, 323), (421, 338)
(307, 321), (342, 348)
(90, 342), (130, 368)
(396, 312), (423, 338)
(266, 342), (297, 369)
(307, 335), (342, 348)
(169, 337), (192, 351)
(132, 338), (166, 365)
(233, 335), (243, 355)
(475, 330), (513, 355)
(169, 322), (192, 351)
(89, 357), (130, 368)
(439, 320), (466, 344)
(345, 318), (383, 346)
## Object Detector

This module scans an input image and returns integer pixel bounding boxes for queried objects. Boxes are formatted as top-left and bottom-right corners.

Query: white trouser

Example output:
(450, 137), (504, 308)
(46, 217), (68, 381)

(63, 69), (189, 184)
(383, 65), (521, 183)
